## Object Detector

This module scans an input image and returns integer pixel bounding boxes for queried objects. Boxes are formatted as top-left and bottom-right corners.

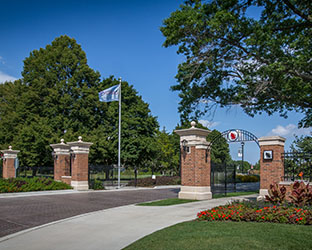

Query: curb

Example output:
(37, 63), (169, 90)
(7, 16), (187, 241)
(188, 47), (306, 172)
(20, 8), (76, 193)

(0, 185), (181, 199)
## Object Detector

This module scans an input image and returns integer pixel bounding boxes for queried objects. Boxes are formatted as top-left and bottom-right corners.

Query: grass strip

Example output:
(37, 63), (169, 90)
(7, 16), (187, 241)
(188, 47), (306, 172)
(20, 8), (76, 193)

(124, 221), (312, 250)
(137, 198), (199, 206)
(212, 191), (257, 199)
(137, 192), (257, 206)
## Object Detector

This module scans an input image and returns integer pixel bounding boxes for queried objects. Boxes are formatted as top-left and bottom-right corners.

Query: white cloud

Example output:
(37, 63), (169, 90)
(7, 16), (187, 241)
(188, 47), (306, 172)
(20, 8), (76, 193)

(0, 56), (4, 64)
(0, 71), (17, 83)
(269, 124), (311, 137)
(199, 119), (220, 129)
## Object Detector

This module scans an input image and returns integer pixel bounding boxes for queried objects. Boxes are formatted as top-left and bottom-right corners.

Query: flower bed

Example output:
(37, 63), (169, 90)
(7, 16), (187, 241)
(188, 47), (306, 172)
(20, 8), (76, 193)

(197, 202), (312, 225)
(0, 177), (72, 192)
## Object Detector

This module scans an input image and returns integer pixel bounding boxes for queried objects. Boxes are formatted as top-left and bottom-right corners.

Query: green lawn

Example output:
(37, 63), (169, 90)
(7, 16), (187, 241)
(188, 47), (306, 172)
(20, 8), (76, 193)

(212, 191), (257, 199)
(124, 221), (312, 250)
(137, 198), (199, 206)
(137, 192), (257, 206)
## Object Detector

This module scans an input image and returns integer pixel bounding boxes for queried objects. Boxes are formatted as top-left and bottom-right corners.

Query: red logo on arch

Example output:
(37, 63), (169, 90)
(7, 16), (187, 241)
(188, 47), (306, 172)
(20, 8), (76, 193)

(228, 130), (238, 142)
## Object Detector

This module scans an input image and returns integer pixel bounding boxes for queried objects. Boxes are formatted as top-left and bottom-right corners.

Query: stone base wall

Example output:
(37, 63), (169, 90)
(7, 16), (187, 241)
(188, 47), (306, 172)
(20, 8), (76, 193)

(178, 186), (212, 200)
(61, 176), (72, 185)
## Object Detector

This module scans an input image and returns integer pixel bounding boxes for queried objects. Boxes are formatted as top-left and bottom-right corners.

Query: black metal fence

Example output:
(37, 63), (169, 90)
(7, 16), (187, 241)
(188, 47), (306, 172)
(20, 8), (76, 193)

(16, 166), (54, 178)
(283, 151), (312, 181)
(88, 164), (153, 188)
(211, 162), (236, 195)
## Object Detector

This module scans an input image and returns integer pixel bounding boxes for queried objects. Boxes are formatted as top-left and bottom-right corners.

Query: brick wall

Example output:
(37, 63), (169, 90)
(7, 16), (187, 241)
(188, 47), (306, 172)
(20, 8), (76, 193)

(3, 158), (15, 179)
(71, 153), (89, 182)
(181, 146), (210, 187)
(260, 145), (284, 190)
(54, 155), (70, 181)
(181, 146), (195, 186)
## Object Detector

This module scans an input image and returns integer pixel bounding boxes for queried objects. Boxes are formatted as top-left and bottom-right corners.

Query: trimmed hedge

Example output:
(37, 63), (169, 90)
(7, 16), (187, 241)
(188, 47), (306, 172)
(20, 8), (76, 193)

(127, 176), (180, 187)
(236, 174), (259, 183)
(0, 177), (72, 193)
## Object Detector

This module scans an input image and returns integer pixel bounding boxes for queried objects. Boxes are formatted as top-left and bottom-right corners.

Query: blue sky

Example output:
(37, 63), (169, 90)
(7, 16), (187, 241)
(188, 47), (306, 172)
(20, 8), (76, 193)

(0, 0), (310, 164)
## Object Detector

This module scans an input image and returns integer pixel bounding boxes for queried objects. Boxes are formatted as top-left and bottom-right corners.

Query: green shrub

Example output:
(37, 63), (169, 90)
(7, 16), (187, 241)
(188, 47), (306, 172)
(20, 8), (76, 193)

(236, 174), (259, 183)
(127, 176), (180, 187)
(89, 179), (105, 190)
(0, 177), (72, 193)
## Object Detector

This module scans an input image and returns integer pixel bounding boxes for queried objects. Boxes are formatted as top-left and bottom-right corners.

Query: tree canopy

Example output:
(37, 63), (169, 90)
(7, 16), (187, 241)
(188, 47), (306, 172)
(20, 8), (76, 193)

(161, 0), (312, 127)
(291, 134), (312, 152)
(0, 35), (159, 170)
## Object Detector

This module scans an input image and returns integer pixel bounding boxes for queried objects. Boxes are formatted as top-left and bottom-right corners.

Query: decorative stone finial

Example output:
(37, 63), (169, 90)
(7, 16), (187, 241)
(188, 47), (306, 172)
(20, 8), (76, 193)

(191, 121), (196, 128)
(8, 146), (12, 150)
(78, 136), (82, 142)
(60, 139), (65, 144)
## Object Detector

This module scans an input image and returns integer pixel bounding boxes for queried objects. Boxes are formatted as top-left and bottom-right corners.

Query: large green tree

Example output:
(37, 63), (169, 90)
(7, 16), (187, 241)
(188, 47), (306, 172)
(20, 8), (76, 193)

(290, 134), (312, 152)
(154, 128), (180, 175)
(207, 129), (232, 164)
(0, 35), (159, 171)
(161, 0), (312, 127)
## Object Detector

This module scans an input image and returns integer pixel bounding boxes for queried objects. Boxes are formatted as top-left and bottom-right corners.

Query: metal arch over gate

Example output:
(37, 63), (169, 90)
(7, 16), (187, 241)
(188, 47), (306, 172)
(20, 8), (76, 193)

(209, 129), (260, 148)
(209, 129), (260, 195)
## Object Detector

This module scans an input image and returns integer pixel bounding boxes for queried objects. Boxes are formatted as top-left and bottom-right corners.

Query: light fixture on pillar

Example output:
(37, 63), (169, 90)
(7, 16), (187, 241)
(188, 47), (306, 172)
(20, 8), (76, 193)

(182, 139), (188, 152)
(182, 139), (188, 160)
(51, 151), (58, 160)
(69, 149), (76, 160)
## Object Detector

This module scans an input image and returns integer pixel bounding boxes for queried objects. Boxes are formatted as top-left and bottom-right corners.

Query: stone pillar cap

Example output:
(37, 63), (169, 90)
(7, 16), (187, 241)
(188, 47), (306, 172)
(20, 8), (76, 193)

(174, 121), (210, 147)
(50, 138), (70, 150)
(1, 146), (20, 154)
(67, 136), (93, 154)
(258, 136), (286, 146)
(174, 121), (210, 137)
(1, 146), (20, 158)
(67, 136), (93, 148)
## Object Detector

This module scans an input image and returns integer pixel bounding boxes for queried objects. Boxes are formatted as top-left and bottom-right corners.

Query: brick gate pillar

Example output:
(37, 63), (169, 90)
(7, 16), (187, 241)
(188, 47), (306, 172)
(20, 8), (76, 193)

(1, 146), (20, 179)
(67, 136), (93, 191)
(50, 139), (71, 183)
(258, 136), (286, 199)
(175, 121), (212, 200)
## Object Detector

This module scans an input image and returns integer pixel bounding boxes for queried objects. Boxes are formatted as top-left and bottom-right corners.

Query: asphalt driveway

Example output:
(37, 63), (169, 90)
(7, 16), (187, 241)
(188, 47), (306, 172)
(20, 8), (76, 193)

(0, 187), (179, 237)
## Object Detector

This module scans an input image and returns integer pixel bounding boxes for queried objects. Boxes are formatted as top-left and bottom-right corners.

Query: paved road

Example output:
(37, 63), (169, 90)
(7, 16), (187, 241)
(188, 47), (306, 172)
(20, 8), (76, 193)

(0, 187), (179, 237)
(0, 194), (258, 250)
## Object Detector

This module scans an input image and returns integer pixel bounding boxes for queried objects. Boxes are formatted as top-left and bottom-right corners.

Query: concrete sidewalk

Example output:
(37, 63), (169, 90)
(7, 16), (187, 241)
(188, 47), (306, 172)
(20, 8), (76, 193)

(0, 194), (257, 250)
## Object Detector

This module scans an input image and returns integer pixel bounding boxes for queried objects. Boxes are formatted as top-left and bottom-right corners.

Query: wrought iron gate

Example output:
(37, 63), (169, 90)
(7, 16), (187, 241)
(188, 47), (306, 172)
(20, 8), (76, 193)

(211, 162), (236, 195)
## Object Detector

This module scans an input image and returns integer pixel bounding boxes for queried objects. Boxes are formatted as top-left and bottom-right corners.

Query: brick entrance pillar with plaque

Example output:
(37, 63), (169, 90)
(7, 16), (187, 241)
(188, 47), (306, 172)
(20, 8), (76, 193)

(67, 136), (93, 191)
(258, 136), (286, 199)
(175, 121), (212, 200)
(50, 139), (71, 183)
(1, 146), (20, 179)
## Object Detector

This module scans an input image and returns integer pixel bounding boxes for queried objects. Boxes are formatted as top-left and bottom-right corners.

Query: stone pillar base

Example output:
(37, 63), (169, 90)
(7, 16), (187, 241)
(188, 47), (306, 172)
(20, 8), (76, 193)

(257, 189), (268, 201)
(61, 176), (72, 185)
(71, 181), (89, 191)
(178, 186), (212, 200)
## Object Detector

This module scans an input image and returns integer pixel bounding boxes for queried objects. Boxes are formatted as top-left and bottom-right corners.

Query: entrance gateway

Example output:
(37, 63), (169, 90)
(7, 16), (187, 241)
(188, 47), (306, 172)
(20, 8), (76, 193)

(210, 129), (259, 195)
(175, 121), (285, 200)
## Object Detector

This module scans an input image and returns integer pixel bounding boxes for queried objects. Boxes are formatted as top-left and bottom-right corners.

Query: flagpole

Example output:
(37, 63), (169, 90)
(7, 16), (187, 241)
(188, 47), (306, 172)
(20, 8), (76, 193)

(118, 77), (122, 188)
